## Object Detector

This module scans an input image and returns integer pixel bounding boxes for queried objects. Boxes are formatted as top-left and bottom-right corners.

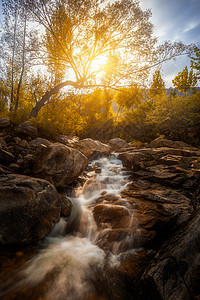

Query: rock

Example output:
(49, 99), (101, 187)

(149, 137), (196, 149)
(56, 135), (79, 147)
(0, 137), (7, 148)
(131, 164), (200, 199)
(109, 138), (130, 151)
(0, 148), (14, 165)
(98, 250), (155, 300)
(0, 174), (61, 244)
(13, 136), (22, 144)
(8, 163), (21, 172)
(59, 194), (72, 217)
(118, 151), (152, 170)
(93, 203), (131, 229)
(129, 140), (144, 148)
(33, 143), (88, 187)
(17, 139), (30, 149)
(29, 137), (51, 150)
(141, 208), (200, 300)
(16, 121), (38, 139)
(22, 154), (34, 174)
(73, 138), (111, 159)
(0, 118), (10, 129)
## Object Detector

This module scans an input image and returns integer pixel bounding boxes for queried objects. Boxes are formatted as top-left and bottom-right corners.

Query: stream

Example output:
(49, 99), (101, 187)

(0, 155), (141, 300)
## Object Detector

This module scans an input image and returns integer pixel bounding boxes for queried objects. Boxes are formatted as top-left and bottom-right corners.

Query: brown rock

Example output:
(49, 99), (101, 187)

(109, 138), (130, 151)
(0, 118), (10, 129)
(141, 208), (200, 300)
(33, 143), (88, 187)
(16, 121), (38, 139)
(56, 135), (79, 146)
(59, 194), (72, 217)
(118, 151), (152, 170)
(149, 137), (197, 149)
(73, 138), (111, 159)
(29, 137), (51, 150)
(0, 174), (61, 244)
(0, 148), (14, 165)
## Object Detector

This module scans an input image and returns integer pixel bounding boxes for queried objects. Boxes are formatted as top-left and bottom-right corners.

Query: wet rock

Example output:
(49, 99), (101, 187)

(16, 121), (38, 139)
(0, 174), (61, 244)
(33, 143), (88, 187)
(73, 138), (111, 159)
(59, 194), (72, 217)
(109, 138), (130, 151)
(93, 203), (131, 229)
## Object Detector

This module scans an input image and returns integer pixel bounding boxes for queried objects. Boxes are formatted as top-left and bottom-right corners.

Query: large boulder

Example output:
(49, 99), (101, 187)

(16, 121), (38, 139)
(0, 174), (62, 244)
(118, 151), (153, 170)
(141, 208), (200, 300)
(29, 137), (51, 150)
(149, 137), (197, 149)
(73, 138), (111, 159)
(33, 143), (88, 187)
(109, 138), (130, 151)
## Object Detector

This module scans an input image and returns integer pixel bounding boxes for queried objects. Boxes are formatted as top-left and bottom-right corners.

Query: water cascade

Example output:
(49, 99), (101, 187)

(1, 156), (141, 300)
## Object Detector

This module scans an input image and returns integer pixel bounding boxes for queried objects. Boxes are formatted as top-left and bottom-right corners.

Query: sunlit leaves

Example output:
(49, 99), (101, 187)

(172, 66), (197, 93)
(190, 46), (200, 80)
(149, 70), (165, 99)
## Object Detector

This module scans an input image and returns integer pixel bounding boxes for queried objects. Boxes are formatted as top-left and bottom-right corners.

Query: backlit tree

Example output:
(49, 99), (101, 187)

(15, 0), (189, 118)
(172, 66), (197, 93)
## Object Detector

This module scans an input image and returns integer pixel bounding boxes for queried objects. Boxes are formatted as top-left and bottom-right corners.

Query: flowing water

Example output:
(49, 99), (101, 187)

(0, 156), (140, 300)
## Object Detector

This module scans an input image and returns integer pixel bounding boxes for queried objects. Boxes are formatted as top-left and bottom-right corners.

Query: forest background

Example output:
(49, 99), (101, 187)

(0, 0), (200, 145)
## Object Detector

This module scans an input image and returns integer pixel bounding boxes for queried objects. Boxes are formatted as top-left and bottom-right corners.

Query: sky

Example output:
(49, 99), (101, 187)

(0, 0), (199, 87)
(140, 0), (200, 87)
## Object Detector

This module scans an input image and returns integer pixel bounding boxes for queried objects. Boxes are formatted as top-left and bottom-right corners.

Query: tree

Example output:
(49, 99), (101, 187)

(149, 70), (165, 99)
(1, 0), (38, 112)
(190, 46), (200, 80)
(15, 0), (189, 118)
(172, 66), (197, 93)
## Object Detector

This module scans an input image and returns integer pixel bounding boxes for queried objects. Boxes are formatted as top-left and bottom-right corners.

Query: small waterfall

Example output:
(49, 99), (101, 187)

(1, 155), (140, 300)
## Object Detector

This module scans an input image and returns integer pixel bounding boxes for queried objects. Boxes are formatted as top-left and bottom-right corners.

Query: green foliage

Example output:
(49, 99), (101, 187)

(114, 88), (200, 145)
(115, 85), (144, 113)
(190, 46), (200, 80)
(149, 70), (166, 99)
(172, 66), (197, 93)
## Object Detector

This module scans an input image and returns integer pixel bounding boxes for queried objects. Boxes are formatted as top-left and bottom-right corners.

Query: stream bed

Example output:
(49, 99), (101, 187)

(0, 156), (142, 300)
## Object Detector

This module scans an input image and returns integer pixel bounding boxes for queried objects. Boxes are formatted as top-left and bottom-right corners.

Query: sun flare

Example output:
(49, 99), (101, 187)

(90, 55), (108, 72)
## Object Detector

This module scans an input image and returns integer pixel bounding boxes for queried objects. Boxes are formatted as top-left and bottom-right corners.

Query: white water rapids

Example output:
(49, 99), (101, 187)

(2, 156), (140, 300)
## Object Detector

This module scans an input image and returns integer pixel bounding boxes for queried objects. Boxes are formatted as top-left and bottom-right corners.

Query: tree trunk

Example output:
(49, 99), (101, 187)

(29, 80), (79, 118)
(10, 8), (18, 112)
(15, 13), (27, 112)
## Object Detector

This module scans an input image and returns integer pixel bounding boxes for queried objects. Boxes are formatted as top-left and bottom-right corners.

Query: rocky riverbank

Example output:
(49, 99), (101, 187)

(0, 119), (200, 300)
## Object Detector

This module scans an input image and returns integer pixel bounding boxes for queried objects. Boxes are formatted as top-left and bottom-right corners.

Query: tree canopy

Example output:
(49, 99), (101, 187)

(172, 66), (197, 93)
(12, 0), (187, 117)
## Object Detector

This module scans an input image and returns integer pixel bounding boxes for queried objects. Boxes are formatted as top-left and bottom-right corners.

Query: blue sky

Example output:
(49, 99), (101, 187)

(140, 0), (200, 86)
(0, 0), (199, 87)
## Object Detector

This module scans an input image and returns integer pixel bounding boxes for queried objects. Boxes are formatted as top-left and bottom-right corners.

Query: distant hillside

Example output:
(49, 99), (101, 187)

(166, 87), (200, 95)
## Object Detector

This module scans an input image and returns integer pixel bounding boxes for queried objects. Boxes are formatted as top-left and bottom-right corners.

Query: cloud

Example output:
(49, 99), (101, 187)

(140, 0), (200, 43)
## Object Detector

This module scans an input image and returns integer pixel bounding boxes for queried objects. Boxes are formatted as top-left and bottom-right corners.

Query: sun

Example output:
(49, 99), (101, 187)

(90, 55), (108, 73)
